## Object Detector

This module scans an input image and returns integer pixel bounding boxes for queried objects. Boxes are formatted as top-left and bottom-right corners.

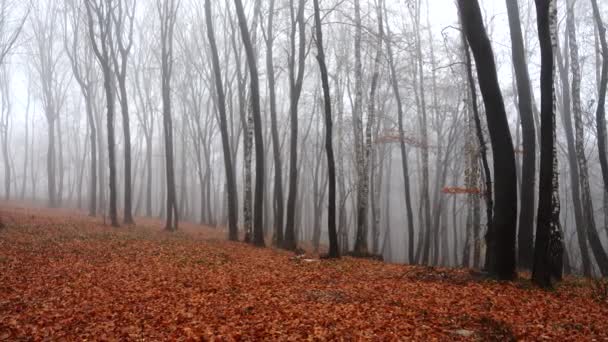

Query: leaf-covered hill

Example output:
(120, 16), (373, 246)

(0, 206), (606, 340)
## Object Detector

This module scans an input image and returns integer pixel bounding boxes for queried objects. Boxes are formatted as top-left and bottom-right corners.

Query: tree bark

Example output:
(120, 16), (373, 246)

(234, 0), (265, 247)
(533, 0), (563, 287)
(458, 0), (518, 280)
(505, 0), (536, 270)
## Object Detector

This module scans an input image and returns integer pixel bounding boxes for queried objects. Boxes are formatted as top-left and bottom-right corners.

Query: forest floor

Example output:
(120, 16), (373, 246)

(0, 204), (607, 340)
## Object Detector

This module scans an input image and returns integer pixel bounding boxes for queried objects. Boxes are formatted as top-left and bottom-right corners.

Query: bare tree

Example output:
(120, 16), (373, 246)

(458, 0), (518, 280)
(533, 0), (563, 287)
(84, 0), (119, 226)
(205, 0), (238, 241)
(283, 0), (306, 251)
(110, 0), (135, 224)
(505, 0), (536, 270)
(64, 0), (98, 216)
(157, 0), (179, 231)
(233, 0), (265, 247)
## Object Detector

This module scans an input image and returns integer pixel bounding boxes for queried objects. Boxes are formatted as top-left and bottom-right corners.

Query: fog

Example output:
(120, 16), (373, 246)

(1, 0), (608, 277)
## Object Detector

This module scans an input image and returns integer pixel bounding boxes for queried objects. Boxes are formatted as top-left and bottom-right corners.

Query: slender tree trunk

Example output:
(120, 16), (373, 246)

(312, 3), (339, 255)
(265, 0), (284, 246)
(283, 0), (306, 251)
(568, 0), (608, 276)
(384, 2), (415, 263)
(556, 24), (591, 276)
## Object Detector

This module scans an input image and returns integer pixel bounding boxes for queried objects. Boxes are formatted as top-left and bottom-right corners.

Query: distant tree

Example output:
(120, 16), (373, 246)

(110, 0), (136, 225)
(205, 0), (238, 241)
(555, 12), (591, 276)
(383, 1), (415, 263)
(567, 0), (608, 276)
(283, 0), (306, 251)
(157, 0), (179, 231)
(264, 0), (284, 246)
(64, 0), (97, 217)
(84, 0), (119, 227)
(0, 66), (10, 200)
(0, 0), (28, 66)
(458, 0), (518, 280)
(312, 0), (339, 258)
(30, 0), (66, 209)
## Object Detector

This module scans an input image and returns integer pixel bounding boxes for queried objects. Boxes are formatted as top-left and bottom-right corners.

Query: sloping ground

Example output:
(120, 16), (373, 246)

(0, 205), (606, 340)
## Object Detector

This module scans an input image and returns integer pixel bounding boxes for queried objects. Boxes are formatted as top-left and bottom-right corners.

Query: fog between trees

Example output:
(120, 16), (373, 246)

(0, 0), (608, 287)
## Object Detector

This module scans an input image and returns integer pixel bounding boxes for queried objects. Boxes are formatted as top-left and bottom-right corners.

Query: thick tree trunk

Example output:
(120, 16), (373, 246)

(265, 0), (284, 246)
(234, 0), (265, 247)
(505, 0), (536, 270)
(458, 0), (518, 280)
(283, 0), (306, 251)
(533, 0), (563, 287)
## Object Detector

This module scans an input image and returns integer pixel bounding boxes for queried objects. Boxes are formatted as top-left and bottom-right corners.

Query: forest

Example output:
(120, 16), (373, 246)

(0, 0), (608, 339)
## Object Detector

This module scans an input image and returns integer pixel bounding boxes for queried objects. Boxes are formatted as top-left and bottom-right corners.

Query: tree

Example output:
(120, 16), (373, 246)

(592, 0), (608, 199)
(384, 2), (415, 263)
(567, 0), (608, 276)
(458, 0), (518, 280)
(0, 66), (10, 200)
(283, 0), (306, 251)
(205, 0), (238, 241)
(85, 0), (119, 227)
(505, 0), (536, 270)
(533, 0), (563, 287)
(157, 0), (179, 231)
(0, 0), (28, 66)
(64, 0), (97, 217)
(110, 0), (135, 224)
(555, 16), (591, 276)
(313, 0), (339, 258)
(264, 0), (284, 246)
(234, 0), (265, 247)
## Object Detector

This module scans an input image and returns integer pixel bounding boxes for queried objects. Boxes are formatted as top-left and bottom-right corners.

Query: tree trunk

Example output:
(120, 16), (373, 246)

(567, 0), (608, 276)
(506, 0), (536, 270)
(458, 0), (518, 280)
(555, 23), (592, 276)
(234, 0), (265, 247)
(384, 2), (415, 263)
(265, 0), (284, 246)
(283, 0), (306, 251)
(533, 0), (563, 287)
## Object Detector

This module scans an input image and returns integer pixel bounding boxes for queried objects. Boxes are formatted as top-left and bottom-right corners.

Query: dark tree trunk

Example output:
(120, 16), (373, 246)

(458, 0), (518, 280)
(532, 0), (563, 288)
(283, 0), (306, 251)
(265, 0), (284, 246)
(159, 0), (179, 231)
(313, 0), (339, 256)
(505, 0), (536, 270)
(234, 0), (265, 247)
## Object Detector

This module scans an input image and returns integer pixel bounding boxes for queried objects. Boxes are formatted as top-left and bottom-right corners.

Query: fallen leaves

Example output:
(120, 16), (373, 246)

(0, 205), (607, 340)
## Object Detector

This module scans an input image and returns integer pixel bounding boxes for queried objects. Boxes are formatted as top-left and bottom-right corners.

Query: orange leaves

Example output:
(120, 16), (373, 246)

(0, 206), (607, 340)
